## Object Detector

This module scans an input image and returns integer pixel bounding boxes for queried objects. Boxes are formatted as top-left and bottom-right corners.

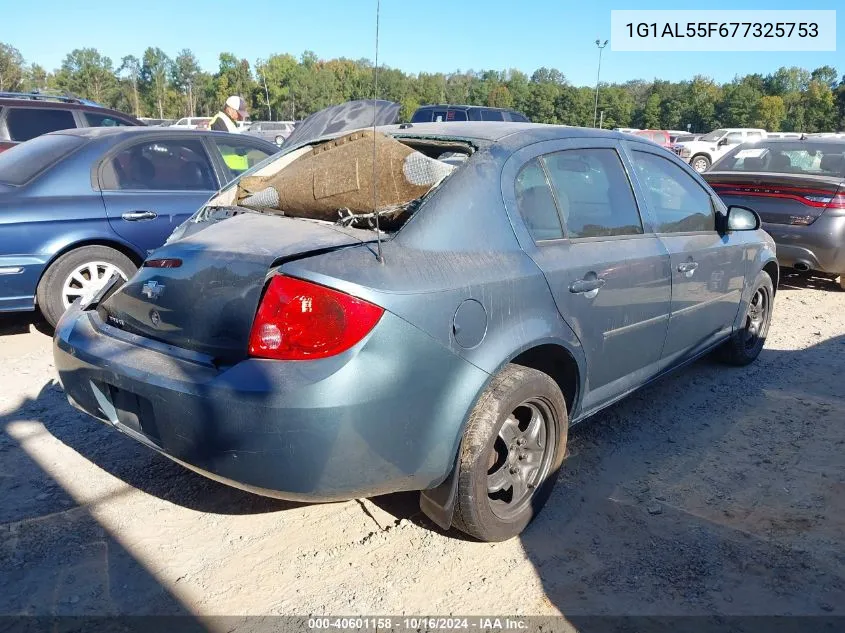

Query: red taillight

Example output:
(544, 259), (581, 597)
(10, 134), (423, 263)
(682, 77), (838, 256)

(248, 276), (384, 360)
(144, 258), (183, 268)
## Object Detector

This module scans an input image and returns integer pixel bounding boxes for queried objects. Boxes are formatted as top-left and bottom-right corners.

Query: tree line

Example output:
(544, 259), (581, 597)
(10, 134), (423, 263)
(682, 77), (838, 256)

(1, 42), (844, 132)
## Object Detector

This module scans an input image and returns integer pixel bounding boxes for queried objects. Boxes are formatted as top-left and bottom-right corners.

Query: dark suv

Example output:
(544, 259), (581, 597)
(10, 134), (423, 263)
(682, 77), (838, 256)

(0, 92), (143, 153)
(410, 104), (529, 123)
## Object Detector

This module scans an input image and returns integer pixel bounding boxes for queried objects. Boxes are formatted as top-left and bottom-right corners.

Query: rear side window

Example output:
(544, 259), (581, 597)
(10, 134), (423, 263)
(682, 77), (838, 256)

(0, 133), (86, 185)
(410, 109), (432, 123)
(630, 150), (715, 233)
(106, 139), (216, 191)
(84, 112), (133, 127)
(542, 149), (644, 239)
(480, 110), (505, 121)
(5, 108), (77, 142)
(506, 112), (529, 122)
(515, 159), (563, 241)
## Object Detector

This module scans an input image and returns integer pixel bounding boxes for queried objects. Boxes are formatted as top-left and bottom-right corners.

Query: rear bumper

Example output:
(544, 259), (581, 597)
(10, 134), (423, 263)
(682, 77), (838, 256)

(763, 214), (845, 275)
(53, 305), (489, 501)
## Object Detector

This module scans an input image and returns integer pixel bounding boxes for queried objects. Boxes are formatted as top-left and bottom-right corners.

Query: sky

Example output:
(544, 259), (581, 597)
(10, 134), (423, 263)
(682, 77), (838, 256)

(5, 0), (843, 86)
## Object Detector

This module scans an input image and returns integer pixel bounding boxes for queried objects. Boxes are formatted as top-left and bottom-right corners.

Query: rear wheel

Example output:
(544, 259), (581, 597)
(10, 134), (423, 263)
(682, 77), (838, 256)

(37, 246), (136, 328)
(720, 270), (773, 366)
(691, 154), (711, 173)
(452, 364), (568, 542)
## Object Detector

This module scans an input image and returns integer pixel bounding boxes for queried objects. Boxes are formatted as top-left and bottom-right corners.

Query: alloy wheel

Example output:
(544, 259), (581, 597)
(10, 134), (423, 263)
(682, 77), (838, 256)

(744, 286), (769, 349)
(60, 261), (127, 309)
(487, 399), (556, 521)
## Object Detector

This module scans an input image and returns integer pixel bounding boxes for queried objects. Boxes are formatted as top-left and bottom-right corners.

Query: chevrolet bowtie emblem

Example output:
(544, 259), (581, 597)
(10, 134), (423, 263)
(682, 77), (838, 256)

(141, 280), (165, 299)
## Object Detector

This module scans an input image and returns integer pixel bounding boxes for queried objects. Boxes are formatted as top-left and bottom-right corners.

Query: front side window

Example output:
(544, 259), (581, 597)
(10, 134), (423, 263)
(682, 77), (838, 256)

(6, 108), (76, 142)
(725, 132), (743, 145)
(630, 150), (715, 233)
(212, 139), (275, 180)
(515, 158), (563, 241)
(542, 148), (644, 239)
(701, 129), (727, 142)
(107, 139), (216, 191)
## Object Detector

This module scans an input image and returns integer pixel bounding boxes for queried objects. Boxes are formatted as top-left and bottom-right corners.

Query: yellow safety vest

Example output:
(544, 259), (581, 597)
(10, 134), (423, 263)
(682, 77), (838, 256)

(209, 112), (250, 172)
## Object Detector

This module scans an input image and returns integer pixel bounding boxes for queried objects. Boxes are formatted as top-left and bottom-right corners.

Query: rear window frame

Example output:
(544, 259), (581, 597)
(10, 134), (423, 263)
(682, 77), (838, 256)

(0, 132), (89, 186)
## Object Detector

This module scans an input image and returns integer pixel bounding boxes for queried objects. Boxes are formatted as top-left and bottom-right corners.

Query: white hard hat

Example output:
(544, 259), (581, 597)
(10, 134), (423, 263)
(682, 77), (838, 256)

(225, 95), (248, 118)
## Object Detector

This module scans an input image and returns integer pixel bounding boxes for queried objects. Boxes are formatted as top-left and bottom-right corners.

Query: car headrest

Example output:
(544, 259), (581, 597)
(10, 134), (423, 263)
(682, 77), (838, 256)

(743, 157), (765, 171)
(820, 153), (845, 175)
(130, 156), (155, 186)
(180, 162), (204, 188)
(768, 153), (792, 171)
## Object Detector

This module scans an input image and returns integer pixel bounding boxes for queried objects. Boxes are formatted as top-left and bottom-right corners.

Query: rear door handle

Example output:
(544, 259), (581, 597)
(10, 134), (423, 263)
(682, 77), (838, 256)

(569, 277), (606, 296)
(677, 261), (699, 277)
(121, 211), (158, 221)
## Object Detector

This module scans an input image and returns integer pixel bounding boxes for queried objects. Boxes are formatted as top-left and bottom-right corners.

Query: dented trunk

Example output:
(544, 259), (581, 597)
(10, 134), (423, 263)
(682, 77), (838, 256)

(100, 213), (375, 361)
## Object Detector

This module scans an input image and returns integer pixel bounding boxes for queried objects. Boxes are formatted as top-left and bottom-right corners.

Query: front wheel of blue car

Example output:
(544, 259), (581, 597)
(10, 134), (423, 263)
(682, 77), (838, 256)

(452, 364), (568, 542)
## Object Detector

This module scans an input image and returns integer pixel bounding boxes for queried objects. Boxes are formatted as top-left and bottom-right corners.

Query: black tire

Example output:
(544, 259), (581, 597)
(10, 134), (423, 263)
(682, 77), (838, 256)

(691, 154), (711, 173)
(37, 246), (136, 328)
(452, 364), (568, 542)
(720, 270), (774, 366)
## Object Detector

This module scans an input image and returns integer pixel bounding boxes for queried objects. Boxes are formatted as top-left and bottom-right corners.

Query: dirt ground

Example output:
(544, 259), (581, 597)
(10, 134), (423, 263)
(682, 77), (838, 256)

(1, 272), (844, 624)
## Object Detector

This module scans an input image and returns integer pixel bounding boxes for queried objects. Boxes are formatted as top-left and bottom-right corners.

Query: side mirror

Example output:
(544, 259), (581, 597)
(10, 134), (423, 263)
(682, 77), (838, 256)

(725, 205), (761, 231)
(717, 138), (729, 147)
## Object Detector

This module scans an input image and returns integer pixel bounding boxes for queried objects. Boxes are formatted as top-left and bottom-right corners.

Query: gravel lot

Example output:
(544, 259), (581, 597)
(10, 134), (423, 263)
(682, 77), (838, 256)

(1, 272), (844, 623)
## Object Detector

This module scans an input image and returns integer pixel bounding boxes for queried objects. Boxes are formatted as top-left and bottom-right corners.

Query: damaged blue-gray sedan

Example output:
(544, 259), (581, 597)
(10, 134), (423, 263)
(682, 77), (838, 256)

(54, 100), (778, 541)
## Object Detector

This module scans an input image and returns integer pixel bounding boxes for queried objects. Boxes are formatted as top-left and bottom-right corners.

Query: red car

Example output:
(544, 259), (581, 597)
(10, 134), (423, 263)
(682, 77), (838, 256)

(634, 129), (671, 148)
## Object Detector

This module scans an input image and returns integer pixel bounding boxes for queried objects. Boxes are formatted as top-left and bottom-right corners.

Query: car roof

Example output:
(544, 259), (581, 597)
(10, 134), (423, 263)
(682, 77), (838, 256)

(753, 137), (845, 144)
(0, 96), (142, 120)
(380, 121), (632, 144)
(48, 127), (254, 140)
(414, 104), (519, 113)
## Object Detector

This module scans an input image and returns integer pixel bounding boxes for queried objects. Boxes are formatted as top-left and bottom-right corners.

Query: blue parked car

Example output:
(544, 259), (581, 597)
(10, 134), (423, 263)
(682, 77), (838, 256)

(0, 127), (278, 326)
(54, 101), (778, 541)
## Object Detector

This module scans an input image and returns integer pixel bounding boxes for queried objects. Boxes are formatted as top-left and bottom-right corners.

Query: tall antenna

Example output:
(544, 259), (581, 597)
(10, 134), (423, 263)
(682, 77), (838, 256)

(372, 0), (384, 264)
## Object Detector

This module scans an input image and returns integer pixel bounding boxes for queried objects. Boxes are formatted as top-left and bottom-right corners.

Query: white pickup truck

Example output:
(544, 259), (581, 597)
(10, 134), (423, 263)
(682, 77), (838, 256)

(672, 128), (767, 172)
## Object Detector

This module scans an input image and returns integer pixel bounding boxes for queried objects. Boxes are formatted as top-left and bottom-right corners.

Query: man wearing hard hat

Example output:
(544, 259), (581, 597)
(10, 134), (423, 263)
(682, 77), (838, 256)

(210, 95), (248, 133)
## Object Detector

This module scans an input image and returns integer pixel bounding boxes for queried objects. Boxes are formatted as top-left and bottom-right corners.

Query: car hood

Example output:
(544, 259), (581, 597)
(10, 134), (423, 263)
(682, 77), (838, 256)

(283, 99), (400, 151)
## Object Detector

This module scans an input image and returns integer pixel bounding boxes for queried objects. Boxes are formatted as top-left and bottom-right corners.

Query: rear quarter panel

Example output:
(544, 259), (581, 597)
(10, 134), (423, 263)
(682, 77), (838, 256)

(282, 143), (588, 464)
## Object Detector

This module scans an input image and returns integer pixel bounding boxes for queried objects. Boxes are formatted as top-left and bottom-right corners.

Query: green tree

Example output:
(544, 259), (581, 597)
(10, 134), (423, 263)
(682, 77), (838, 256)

(640, 93), (662, 128)
(172, 49), (200, 116)
(811, 65), (839, 89)
(0, 43), (25, 92)
(141, 47), (173, 118)
(118, 55), (142, 117)
(487, 85), (513, 108)
(802, 79), (836, 132)
(753, 95), (786, 131)
(55, 48), (116, 104)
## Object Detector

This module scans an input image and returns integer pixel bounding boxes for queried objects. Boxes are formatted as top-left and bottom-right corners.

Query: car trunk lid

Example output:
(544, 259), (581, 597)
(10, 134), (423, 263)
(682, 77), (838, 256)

(99, 212), (376, 361)
(705, 171), (845, 225)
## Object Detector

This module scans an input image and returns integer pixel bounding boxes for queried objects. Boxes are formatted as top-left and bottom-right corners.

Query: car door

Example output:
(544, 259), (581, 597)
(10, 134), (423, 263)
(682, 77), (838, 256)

(99, 136), (219, 254)
(207, 135), (277, 185)
(625, 143), (746, 368)
(506, 139), (672, 413)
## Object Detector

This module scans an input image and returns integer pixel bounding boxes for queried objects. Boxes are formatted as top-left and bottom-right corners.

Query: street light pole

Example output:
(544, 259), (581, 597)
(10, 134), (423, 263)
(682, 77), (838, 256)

(593, 39), (608, 128)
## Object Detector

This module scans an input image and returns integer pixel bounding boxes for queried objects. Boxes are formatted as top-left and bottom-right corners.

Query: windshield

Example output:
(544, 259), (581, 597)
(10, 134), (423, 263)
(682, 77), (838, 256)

(713, 142), (845, 176)
(0, 134), (86, 185)
(700, 129), (727, 142)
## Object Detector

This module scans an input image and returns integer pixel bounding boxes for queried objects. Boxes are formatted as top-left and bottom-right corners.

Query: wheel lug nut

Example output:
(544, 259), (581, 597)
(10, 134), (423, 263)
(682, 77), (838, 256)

(516, 438), (525, 446)
(509, 467), (519, 474)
